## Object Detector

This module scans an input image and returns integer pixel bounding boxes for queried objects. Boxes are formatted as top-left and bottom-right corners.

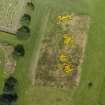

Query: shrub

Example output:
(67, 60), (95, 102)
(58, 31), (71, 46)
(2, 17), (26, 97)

(27, 2), (35, 10)
(20, 14), (31, 26)
(16, 26), (30, 40)
(13, 44), (25, 57)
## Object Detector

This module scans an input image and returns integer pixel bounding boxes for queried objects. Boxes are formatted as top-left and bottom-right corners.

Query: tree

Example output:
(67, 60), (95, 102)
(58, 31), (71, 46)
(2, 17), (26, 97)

(13, 44), (25, 57)
(16, 26), (30, 40)
(3, 77), (17, 94)
(26, 2), (35, 10)
(0, 77), (18, 105)
(0, 95), (10, 105)
(20, 14), (31, 26)
(1, 93), (18, 103)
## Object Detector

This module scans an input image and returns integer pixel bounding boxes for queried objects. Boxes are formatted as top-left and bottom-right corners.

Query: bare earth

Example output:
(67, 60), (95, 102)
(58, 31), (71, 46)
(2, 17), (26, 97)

(34, 13), (90, 89)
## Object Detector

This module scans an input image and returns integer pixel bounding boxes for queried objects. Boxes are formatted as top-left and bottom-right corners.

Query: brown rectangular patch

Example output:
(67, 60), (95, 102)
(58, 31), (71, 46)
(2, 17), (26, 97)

(35, 13), (90, 89)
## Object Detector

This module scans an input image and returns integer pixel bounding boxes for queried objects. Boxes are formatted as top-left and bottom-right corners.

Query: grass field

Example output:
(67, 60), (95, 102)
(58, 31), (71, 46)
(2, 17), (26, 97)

(0, 49), (5, 94)
(0, 0), (26, 33)
(15, 0), (105, 105)
(0, 0), (105, 105)
(0, 32), (20, 45)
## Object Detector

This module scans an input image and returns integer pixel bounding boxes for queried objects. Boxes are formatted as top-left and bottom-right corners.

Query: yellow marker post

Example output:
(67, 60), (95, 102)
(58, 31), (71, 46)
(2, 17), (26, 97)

(64, 34), (74, 45)
(58, 53), (67, 62)
(57, 15), (72, 23)
(63, 63), (73, 73)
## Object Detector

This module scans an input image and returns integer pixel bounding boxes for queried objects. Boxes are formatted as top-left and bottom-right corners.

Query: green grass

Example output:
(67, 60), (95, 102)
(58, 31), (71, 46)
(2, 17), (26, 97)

(0, 0), (105, 105)
(14, 0), (105, 105)
(0, 32), (20, 45)
(0, 49), (5, 94)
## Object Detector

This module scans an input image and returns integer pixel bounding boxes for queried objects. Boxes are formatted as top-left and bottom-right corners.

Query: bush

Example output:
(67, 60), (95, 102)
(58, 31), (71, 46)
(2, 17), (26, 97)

(27, 2), (35, 10)
(88, 82), (93, 88)
(3, 77), (17, 94)
(16, 26), (30, 40)
(0, 76), (18, 105)
(20, 14), (31, 26)
(13, 44), (25, 57)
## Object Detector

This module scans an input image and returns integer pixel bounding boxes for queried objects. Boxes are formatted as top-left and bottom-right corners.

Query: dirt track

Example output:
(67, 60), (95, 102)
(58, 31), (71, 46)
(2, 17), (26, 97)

(29, 12), (50, 86)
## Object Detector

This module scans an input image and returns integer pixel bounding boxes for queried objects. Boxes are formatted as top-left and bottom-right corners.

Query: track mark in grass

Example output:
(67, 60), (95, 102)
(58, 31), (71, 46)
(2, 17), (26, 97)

(30, 10), (50, 86)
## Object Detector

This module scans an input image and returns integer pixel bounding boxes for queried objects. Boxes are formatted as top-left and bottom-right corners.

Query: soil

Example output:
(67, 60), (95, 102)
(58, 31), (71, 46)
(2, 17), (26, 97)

(35, 13), (90, 89)
(0, 43), (16, 78)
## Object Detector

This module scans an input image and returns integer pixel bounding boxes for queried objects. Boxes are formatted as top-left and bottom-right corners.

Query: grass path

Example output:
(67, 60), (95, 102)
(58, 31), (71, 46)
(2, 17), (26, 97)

(0, 32), (20, 45)
(30, 11), (50, 86)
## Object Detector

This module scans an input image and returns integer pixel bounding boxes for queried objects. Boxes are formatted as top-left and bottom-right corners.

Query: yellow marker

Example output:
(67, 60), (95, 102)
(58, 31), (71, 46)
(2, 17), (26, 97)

(58, 53), (67, 62)
(57, 15), (72, 23)
(63, 63), (73, 73)
(64, 34), (74, 45)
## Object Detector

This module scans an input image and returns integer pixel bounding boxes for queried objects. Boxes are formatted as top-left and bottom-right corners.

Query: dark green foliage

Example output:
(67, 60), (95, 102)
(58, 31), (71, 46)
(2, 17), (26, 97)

(16, 26), (30, 40)
(13, 44), (25, 57)
(0, 77), (18, 105)
(3, 77), (17, 94)
(27, 2), (35, 10)
(88, 82), (93, 88)
(21, 14), (31, 26)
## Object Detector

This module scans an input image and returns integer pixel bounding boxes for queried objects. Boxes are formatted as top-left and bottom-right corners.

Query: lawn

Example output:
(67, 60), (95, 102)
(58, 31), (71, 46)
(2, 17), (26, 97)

(0, 0), (105, 105)
(0, 49), (5, 94)
(0, 32), (20, 45)
(14, 1), (75, 105)
(0, 0), (27, 33)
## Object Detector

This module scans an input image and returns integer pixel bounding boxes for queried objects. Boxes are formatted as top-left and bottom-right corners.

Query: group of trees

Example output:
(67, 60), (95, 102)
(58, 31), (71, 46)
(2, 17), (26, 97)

(0, 77), (18, 105)
(21, 14), (31, 26)
(16, 2), (34, 40)
(27, 2), (35, 10)
(88, 82), (93, 88)
(13, 2), (35, 58)
(16, 26), (31, 40)
(0, 2), (35, 105)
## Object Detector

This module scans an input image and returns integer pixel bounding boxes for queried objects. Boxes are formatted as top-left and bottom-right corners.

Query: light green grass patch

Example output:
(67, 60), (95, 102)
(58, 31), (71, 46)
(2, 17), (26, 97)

(0, 0), (27, 33)
(0, 32), (20, 45)
(0, 49), (5, 94)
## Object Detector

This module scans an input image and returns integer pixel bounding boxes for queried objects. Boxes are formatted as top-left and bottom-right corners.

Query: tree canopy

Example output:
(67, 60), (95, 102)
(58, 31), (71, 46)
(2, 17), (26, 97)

(27, 2), (35, 10)
(13, 44), (25, 57)
(0, 76), (18, 105)
(3, 77), (17, 94)
(21, 14), (31, 26)
(16, 26), (30, 40)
